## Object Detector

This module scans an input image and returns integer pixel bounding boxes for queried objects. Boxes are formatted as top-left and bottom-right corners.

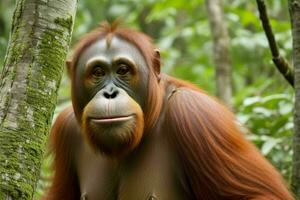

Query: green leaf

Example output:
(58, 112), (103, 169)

(261, 138), (281, 155)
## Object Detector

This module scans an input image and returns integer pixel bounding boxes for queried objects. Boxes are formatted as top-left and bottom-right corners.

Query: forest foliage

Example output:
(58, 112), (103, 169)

(0, 0), (293, 197)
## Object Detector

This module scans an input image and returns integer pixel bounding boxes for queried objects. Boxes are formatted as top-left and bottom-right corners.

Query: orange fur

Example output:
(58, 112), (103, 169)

(42, 107), (80, 200)
(164, 78), (294, 200)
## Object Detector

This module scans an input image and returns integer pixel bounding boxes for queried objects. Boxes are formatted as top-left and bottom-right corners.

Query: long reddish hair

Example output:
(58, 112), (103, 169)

(164, 78), (293, 199)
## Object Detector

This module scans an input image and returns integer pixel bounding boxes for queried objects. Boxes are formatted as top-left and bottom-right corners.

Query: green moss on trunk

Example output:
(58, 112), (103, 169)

(0, 0), (77, 198)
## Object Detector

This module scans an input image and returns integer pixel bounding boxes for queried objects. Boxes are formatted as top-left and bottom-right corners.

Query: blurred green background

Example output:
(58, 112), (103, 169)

(0, 0), (294, 197)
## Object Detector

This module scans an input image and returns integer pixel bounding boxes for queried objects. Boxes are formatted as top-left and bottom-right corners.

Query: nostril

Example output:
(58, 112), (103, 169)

(111, 91), (118, 99)
(103, 92), (110, 99)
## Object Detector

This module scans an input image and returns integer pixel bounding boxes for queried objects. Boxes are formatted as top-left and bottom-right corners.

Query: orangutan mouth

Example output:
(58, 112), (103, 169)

(90, 115), (134, 124)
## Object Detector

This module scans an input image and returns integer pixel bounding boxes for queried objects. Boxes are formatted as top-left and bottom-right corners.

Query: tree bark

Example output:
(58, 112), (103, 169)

(289, 0), (300, 197)
(205, 0), (232, 106)
(0, 0), (77, 199)
(256, 0), (294, 87)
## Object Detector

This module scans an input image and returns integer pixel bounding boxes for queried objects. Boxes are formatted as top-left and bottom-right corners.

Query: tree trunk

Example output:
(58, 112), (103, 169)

(0, 0), (77, 199)
(205, 0), (232, 106)
(289, 0), (300, 197)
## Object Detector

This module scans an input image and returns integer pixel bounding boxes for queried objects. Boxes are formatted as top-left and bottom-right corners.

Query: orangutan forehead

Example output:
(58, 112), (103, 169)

(82, 36), (144, 58)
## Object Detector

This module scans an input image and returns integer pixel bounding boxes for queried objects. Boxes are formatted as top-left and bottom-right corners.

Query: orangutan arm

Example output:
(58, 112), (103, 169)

(43, 107), (81, 200)
(165, 88), (293, 200)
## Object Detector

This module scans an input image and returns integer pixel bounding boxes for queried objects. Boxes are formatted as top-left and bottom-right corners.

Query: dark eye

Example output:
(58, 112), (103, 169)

(92, 66), (105, 78)
(117, 64), (130, 75)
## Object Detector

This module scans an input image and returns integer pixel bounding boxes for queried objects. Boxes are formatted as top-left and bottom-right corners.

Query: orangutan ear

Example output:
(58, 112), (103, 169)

(66, 60), (72, 77)
(153, 49), (161, 81)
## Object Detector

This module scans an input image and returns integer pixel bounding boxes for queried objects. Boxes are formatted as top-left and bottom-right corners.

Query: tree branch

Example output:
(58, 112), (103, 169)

(256, 0), (294, 87)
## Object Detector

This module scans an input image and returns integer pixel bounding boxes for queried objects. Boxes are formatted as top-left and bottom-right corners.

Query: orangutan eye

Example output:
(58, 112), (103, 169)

(92, 66), (105, 78)
(117, 64), (130, 75)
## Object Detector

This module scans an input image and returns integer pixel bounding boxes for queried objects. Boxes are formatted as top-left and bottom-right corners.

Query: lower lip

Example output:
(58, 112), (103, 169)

(90, 115), (134, 123)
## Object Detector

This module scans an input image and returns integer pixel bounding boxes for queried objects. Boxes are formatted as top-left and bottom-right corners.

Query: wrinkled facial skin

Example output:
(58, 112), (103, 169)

(74, 37), (149, 156)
